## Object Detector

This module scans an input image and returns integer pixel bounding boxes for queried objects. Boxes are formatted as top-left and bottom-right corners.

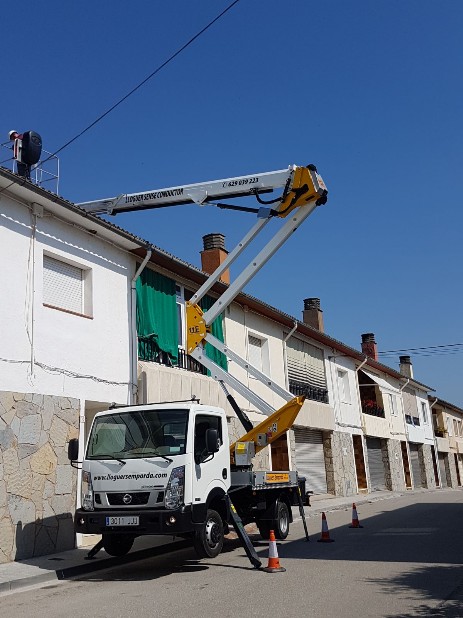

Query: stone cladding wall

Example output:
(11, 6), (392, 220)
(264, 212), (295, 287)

(0, 391), (79, 563)
(386, 439), (406, 492)
(421, 444), (437, 489)
(328, 431), (358, 496)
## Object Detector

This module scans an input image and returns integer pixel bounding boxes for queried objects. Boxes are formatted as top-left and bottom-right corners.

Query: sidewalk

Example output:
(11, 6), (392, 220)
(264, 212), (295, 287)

(0, 489), (422, 596)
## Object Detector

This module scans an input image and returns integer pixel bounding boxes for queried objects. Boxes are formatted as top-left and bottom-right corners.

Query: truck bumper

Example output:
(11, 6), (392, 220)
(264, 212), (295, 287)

(74, 505), (198, 536)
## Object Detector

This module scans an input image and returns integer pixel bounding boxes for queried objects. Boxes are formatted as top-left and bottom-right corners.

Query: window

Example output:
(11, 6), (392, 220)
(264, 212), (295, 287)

(338, 370), (351, 404)
(447, 417), (453, 437)
(248, 335), (264, 372)
(194, 414), (222, 464)
(43, 254), (91, 316)
(388, 393), (398, 416)
(421, 402), (428, 424)
(458, 420), (463, 437)
(405, 414), (413, 425)
(176, 285), (186, 349)
(286, 337), (327, 390)
(453, 419), (459, 437)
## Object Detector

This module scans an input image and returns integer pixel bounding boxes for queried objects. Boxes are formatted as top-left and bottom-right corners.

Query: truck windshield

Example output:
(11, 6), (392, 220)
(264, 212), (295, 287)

(87, 408), (188, 460)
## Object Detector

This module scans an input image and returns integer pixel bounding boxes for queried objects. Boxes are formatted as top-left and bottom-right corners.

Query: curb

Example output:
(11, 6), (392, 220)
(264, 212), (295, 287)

(0, 539), (190, 596)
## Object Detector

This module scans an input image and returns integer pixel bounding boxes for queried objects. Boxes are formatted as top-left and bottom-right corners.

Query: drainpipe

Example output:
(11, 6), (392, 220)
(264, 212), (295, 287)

(429, 397), (442, 487)
(356, 356), (368, 433)
(130, 248), (152, 405)
(283, 321), (297, 390)
(399, 378), (410, 440)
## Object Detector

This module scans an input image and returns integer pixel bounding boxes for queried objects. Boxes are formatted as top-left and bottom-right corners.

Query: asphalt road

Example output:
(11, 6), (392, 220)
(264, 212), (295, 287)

(2, 490), (463, 618)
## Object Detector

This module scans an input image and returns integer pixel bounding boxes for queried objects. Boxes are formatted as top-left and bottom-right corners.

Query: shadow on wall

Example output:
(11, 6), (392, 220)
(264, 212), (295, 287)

(14, 514), (75, 561)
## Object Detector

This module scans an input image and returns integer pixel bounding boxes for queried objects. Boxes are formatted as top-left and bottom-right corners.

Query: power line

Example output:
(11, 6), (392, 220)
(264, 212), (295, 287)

(378, 343), (463, 359)
(42, 0), (241, 163)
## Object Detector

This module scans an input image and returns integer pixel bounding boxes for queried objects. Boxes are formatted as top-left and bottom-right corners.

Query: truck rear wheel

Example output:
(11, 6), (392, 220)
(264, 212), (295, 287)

(193, 509), (224, 558)
(102, 534), (134, 557)
(257, 500), (290, 541)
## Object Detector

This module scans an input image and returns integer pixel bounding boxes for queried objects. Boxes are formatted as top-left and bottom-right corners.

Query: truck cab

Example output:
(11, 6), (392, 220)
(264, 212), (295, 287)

(72, 403), (231, 558)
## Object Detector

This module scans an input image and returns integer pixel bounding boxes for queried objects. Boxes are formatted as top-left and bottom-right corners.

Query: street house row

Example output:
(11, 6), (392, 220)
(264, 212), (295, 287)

(0, 169), (462, 563)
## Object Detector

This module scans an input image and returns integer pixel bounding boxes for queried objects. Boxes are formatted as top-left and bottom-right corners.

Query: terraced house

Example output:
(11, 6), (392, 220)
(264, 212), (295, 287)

(0, 168), (461, 565)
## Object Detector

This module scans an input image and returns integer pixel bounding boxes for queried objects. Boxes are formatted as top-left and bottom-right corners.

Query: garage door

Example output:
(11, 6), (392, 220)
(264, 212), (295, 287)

(294, 428), (327, 494)
(409, 444), (423, 488)
(366, 437), (387, 491)
(438, 453), (448, 487)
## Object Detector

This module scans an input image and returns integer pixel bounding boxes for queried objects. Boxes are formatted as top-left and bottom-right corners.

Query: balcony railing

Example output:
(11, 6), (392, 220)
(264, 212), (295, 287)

(138, 338), (207, 375)
(362, 400), (385, 418)
(289, 379), (329, 403)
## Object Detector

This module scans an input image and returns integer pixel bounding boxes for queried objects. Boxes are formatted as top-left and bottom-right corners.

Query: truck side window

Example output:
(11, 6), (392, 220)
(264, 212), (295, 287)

(194, 415), (222, 464)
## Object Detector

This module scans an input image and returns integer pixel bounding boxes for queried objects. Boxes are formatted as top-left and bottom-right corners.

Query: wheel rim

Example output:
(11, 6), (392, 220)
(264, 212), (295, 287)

(279, 506), (289, 535)
(205, 518), (221, 548)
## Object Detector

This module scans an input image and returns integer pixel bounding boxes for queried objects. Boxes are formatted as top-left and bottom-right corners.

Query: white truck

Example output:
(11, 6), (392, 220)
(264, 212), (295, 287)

(69, 164), (327, 565)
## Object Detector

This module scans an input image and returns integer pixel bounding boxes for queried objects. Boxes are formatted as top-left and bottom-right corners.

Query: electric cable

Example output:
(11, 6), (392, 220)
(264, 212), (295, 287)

(41, 0), (240, 164)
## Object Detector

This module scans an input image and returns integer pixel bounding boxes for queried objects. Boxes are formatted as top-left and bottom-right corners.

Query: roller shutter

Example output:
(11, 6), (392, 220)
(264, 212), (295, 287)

(286, 337), (326, 389)
(409, 444), (423, 488)
(366, 437), (386, 491)
(294, 428), (327, 494)
(43, 255), (83, 313)
(438, 453), (448, 487)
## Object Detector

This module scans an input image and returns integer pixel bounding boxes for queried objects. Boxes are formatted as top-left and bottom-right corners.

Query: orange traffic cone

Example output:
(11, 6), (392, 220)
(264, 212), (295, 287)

(317, 512), (335, 543)
(349, 503), (363, 529)
(262, 530), (286, 573)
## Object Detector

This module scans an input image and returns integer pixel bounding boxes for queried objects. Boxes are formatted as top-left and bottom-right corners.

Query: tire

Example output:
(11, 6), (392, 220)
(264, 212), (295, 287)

(193, 509), (224, 559)
(102, 534), (134, 557)
(274, 500), (290, 540)
(258, 500), (290, 541)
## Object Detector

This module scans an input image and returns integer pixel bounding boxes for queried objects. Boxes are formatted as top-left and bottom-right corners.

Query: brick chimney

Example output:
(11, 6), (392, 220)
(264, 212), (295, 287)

(361, 333), (378, 361)
(399, 355), (414, 379)
(302, 298), (324, 332)
(200, 233), (229, 284)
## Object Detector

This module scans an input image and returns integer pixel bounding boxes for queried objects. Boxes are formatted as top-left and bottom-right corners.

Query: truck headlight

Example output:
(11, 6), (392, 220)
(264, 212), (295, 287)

(81, 470), (94, 511)
(165, 466), (185, 510)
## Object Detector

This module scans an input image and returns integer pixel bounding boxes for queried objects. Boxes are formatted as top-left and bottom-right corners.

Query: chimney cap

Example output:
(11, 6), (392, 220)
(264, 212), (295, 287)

(202, 233), (226, 251)
(399, 355), (412, 364)
(304, 298), (321, 310)
(361, 333), (376, 343)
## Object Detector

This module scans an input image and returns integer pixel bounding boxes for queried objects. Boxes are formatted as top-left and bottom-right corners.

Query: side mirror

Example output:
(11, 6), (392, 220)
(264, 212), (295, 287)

(205, 428), (219, 454)
(68, 438), (79, 461)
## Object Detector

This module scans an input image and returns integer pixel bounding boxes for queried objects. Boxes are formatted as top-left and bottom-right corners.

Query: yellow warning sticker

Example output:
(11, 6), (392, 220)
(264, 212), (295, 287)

(265, 473), (290, 484)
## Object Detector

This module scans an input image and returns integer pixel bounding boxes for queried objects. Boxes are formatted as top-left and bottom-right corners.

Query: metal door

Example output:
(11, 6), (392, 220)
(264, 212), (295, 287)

(366, 437), (387, 491)
(294, 428), (327, 494)
(409, 444), (423, 488)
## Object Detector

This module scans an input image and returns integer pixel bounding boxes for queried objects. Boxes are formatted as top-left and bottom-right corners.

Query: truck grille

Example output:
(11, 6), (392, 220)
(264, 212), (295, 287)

(106, 492), (150, 506)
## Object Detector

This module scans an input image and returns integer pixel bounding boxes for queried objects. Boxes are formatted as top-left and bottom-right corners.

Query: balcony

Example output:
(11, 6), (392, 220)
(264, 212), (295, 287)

(138, 337), (207, 375)
(288, 379), (329, 404)
(361, 400), (385, 418)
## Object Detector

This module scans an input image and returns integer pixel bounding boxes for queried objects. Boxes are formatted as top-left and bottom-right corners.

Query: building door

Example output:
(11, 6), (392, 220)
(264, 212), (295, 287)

(271, 434), (289, 470)
(294, 428), (328, 494)
(409, 443), (423, 488)
(431, 445), (440, 487)
(366, 437), (387, 491)
(454, 454), (461, 486)
(401, 441), (412, 488)
(438, 453), (448, 487)
(352, 434), (367, 491)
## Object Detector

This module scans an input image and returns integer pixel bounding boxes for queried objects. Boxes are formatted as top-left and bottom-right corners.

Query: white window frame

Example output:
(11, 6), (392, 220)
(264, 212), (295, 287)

(421, 401), (428, 424)
(337, 369), (351, 404)
(447, 416), (453, 437)
(43, 253), (92, 317)
(388, 393), (398, 416)
(247, 333), (269, 377)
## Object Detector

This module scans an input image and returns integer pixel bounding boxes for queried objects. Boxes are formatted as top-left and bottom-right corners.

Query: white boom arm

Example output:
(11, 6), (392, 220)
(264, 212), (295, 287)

(77, 167), (299, 215)
(78, 163), (328, 418)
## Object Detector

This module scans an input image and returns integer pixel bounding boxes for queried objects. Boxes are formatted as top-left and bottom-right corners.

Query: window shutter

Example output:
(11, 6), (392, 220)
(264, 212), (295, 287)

(286, 337), (326, 389)
(248, 336), (263, 372)
(43, 256), (83, 313)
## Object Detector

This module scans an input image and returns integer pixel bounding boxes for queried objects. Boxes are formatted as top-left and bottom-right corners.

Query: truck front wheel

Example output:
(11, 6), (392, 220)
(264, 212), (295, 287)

(193, 509), (224, 559)
(102, 534), (134, 557)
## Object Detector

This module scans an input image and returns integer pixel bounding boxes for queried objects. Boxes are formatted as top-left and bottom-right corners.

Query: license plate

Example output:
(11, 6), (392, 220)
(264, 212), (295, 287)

(105, 516), (139, 526)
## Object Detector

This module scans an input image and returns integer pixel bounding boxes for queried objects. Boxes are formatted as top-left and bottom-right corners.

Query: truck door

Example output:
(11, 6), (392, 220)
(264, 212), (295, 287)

(193, 413), (227, 500)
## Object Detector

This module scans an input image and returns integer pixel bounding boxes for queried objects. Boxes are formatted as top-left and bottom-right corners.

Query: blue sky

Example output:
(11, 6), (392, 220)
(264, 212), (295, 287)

(2, 1), (462, 405)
